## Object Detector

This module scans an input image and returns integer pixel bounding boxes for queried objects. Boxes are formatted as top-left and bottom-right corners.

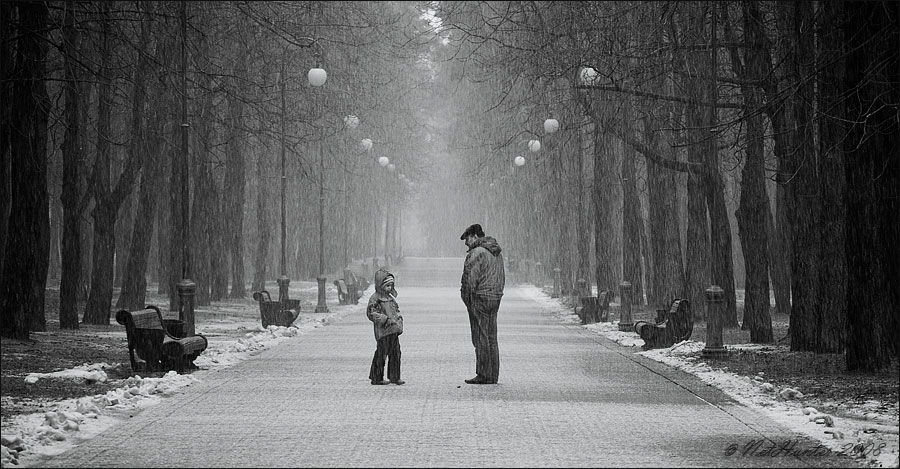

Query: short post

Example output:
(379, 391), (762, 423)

(362, 262), (370, 280)
(534, 262), (543, 288)
(315, 275), (329, 314)
(277, 275), (290, 302)
(176, 279), (197, 336)
(575, 278), (587, 312)
(618, 281), (633, 332)
(575, 278), (587, 297)
(702, 286), (729, 358)
(552, 267), (561, 298)
(372, 256), (379, 272)
(343, 267), (352, 283)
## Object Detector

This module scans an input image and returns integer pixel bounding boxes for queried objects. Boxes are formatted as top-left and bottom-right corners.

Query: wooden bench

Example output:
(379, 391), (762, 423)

(251, 290), (301, 327)
(576, 290), (610, 325)
(334, 270), (366, 305)
(634, 298), (693, 350)
(115, 305), (208, 373)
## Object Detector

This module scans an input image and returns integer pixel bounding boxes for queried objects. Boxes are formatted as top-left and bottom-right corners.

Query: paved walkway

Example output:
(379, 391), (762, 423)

(43, 258), (855, 467)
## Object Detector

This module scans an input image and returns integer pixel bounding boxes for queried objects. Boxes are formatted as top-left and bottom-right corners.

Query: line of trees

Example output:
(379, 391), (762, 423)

(1, 2), (440, 338)
(1, 1), (896, 372)
(431, 1), (898, 371)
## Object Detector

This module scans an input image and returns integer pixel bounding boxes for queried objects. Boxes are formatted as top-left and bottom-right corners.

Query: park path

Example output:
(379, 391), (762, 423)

(41, 258), (855, 467)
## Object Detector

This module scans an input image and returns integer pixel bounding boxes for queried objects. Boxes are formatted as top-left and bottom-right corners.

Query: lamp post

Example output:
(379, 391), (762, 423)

(277, 62), (290, 303)
(308, 52), (329, 314)
(378, 156), (390, 268)
(342, 115), (360, 269)
(176, 1), (195, 337)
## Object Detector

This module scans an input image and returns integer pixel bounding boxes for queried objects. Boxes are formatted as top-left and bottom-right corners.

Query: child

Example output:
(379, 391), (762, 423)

(367, 268), (404, 385)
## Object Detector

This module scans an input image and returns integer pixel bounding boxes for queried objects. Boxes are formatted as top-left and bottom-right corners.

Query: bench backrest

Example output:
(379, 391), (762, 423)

(252, 290), (273, 303)
(667, 299), (692, 341)
(598, 290), (610, 308)
(116, 307), (164, 331)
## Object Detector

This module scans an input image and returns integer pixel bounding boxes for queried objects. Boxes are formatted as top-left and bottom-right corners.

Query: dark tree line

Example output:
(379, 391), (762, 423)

(1, 1), (434, 337)
(434, 0), (898, 371)
(1, 1), (896, 372)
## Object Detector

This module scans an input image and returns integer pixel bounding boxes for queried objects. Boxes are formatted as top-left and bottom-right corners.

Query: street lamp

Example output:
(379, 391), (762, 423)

(308, 67), (327, 87)
(528, 139), (541, 152)
(342, 115), (360, 270)
(515, 155), (526, 166)
(309, 57), (328, 314)
(277, 65), (290, 302)
(544, 118), (559, 133)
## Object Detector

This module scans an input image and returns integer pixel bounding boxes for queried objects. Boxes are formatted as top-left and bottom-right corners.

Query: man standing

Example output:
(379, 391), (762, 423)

(460, 223), (505, 384)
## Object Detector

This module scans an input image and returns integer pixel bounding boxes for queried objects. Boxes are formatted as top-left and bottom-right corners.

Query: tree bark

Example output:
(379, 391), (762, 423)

(729, 0), (773, 343)
(59, 0), (84, 329)
(223, 56), (247, 298)
(642, 114), (685, 308)
(779, 1), (823, 352)
(591, 122), (616, 293)
(116, 121), (164, 312)
(253, 149), (270, 292)
(0, 1), (51, 339)
(83, 6), (147, 325)
(620, 101), (645, 306)
(679, 3), (711, 320)
(815, 0), (848, 352)
(844, 0), (899, 371)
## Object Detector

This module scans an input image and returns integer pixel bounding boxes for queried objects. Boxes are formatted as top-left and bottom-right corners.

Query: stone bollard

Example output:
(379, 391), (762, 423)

(576, 278), (587, 297)
(618, 281), (633, 332)
(277, 275), (291, 302)
(176, 279), (197, 337)
(702, 286), (729, 358)
(552, 267), (561, 298)
(315, 275), (329, 314)
(534, 262), (543, 288)
(575, 278), (587, 312)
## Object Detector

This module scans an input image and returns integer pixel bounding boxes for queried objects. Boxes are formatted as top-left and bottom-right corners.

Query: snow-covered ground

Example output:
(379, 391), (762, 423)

(521, 287), (899, 468)
(1, 285), (897, 468)
(1, 281), (371, 468)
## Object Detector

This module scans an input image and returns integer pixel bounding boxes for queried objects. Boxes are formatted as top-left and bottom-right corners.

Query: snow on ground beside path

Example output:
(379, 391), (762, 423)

(521, 285), (899, 468)
(1, 285), (370, 468)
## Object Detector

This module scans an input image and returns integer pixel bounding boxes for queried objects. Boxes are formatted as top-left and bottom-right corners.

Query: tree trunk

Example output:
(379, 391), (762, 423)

(573, 109), (590, 294)
(680, 3), (711, 320)
(642, 115), (685, 309)
(779, 1), (823, 352)
(844, 0), (899, 371)
(620, 103), (645, 306)
(84, 206), (116, 325)
(116, 123), (163, 311)
(224, 65), (247, 298)
(253, 149), (270, 292)
(591, 122), (616, 293)
(729, 0), (773, 343)
(815, 0), (848, 353)
(0, 1), (12, 288)
(0, 1), (51, 339)
(59, 0), (84, 329)
(83, 6), (147, 324)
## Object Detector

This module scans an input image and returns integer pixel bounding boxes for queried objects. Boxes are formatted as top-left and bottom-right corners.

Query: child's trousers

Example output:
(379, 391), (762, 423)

(369, 333), (401, 382)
